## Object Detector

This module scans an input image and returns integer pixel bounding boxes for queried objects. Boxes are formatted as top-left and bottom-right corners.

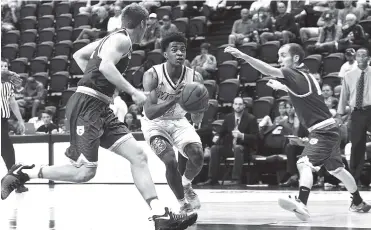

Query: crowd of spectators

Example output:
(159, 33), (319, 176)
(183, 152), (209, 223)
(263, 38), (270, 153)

(1, 0), (371, 187)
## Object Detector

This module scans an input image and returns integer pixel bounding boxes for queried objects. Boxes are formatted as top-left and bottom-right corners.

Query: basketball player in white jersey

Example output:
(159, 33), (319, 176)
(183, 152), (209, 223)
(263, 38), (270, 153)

(142, 32), (206, 214)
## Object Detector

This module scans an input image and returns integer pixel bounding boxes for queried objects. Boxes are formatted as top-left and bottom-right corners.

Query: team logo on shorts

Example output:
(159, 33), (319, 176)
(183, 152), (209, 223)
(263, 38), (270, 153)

(76, 126), (85, 136)
(309, 138), (318, 145)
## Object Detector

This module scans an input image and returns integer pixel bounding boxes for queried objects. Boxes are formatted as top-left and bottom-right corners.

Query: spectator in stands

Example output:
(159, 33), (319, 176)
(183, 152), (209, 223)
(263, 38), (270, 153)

(139, 0), (161, 11)
(337, 13), (367, 51)
(128, 104), (142, 120)
(77, 6), (109, 41)
(228, 8), (256, 46)
(198, 97), (259, 186)
(139, 13), (160, 51)
(334, 85), (342, 98)
(339, 48), (357, 78)
(107, 5), (122, 32)
(124, 112), (141, 132)
(260, 2), (297, 44)
(259, 101), (288, 129)
(204, 0), (227, 11)
(306, 13), (340, 54)
(155, 15), (178, 49)
(322, 84), (336, 106)
(253, 7), (274, 43)
(299, 0), (339, 44)
(79, 0), (106, 15)
(190, 43), (217, 80)
(28, 111), (44, 130)
(280, 101), (303, 187)
(337, 0), (362, 27)
(249, 0), (271, 15)
(1, 0), (21, 32)
(286, 0), (307, 26)
(17, 77), (44, 118)
(36, 110), (58, 134)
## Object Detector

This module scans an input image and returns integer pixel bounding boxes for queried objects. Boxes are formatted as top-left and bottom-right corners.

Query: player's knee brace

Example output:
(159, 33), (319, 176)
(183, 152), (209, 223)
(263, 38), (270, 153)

(184, 143), (204, 167)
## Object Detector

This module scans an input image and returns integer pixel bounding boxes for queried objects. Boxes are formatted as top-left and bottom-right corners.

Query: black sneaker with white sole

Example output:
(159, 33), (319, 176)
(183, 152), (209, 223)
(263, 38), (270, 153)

(1, 164), (34, 200)
(151, 207), (198, 230)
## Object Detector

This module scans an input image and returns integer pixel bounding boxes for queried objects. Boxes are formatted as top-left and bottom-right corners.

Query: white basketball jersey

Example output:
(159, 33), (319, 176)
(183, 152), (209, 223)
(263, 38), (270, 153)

(144, 63), (195, 120)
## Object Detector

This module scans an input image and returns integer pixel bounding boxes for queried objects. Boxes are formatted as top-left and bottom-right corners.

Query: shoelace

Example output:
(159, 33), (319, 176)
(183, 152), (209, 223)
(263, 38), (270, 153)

(170, 212), (187, 221)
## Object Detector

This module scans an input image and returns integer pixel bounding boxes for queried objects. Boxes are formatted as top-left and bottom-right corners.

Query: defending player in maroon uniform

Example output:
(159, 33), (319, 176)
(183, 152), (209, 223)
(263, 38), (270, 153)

(224, 44), (370, 221)
(1, 4), (197, 229)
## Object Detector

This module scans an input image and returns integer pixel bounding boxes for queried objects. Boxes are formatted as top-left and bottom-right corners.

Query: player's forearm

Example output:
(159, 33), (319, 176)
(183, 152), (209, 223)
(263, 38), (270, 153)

(9, 97), (23, 122)
(145, 100), (177, 120)
(241, 54), (281, 78)
(100, 62), (136, 96)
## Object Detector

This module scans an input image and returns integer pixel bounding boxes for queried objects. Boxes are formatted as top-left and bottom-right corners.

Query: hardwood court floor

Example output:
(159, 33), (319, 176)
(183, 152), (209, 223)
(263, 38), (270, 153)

(0, 184), (370, 230)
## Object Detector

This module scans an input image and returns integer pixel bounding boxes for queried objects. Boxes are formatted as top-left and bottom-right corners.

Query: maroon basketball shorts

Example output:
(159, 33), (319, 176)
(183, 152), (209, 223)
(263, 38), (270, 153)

(299, 123), (344, 172)
(64, 91), (132, 168)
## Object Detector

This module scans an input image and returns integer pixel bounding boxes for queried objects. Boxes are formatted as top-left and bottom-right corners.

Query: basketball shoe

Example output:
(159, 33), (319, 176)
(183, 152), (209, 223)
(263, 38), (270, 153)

(184, 183), (201, 209)
(150, 207), (198, 230)
(278, 195), (310, 221)
(1, 164), (34, 200)
(349, 198), (371, 213)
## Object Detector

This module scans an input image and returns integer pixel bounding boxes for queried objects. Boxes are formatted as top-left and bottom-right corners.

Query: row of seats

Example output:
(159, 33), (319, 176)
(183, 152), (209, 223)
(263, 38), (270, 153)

(17, 2), (85, 19)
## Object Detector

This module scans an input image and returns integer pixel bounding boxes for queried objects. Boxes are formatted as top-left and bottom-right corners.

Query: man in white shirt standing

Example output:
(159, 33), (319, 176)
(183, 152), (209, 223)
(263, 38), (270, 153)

(339, 48), (357, 78)
(107, 5), (122, 33)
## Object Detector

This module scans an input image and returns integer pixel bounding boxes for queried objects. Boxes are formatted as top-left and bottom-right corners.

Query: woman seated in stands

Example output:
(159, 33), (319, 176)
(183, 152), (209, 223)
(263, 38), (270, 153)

(258, 101), (288, 130)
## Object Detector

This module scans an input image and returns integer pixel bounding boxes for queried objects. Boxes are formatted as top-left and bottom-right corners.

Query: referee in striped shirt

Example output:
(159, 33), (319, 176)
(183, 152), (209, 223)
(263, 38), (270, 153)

(1, 58), (28, 193)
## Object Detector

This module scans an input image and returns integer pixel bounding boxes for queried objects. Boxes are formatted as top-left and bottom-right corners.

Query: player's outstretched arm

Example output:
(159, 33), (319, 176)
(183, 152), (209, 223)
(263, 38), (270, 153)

(73, 39), (102, 72)
(143, 68), (179, 120)
(224, 46), (284, 79)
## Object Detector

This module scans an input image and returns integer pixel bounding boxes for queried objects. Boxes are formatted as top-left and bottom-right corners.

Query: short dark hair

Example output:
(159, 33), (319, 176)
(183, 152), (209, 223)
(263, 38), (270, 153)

(356, 47), (370, 56)
(287, 43), (305, 63)
(121, 3), (149, 29)
(161, 32), (187, 52)
(1, 57), (9, 63)
(42, 110), (53, 117)
(200, 43), (211, 51)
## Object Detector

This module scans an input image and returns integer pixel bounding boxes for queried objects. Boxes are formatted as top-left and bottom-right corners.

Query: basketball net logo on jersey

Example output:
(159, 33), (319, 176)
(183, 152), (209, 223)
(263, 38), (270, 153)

(147, 63), (195, 120)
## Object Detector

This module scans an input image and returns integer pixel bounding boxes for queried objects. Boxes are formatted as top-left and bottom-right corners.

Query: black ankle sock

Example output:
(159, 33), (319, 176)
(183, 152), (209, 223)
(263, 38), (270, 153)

(146, 196), (158, 207)
(298, 186), (311, 205)
(351, 190), (363, 206)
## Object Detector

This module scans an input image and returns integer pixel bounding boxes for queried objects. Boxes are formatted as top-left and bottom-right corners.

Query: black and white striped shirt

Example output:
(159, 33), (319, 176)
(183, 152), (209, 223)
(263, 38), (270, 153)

(1, 81), (14, 119)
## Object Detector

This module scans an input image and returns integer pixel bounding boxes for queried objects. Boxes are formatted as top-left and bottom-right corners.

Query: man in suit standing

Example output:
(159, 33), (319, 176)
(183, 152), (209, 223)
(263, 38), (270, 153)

(199, 97), (259, 185)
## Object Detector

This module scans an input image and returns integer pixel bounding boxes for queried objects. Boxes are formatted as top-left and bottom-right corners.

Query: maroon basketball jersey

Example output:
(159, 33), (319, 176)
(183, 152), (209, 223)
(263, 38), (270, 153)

(78, 29), (132, 97)
(279, 66), (332, 129)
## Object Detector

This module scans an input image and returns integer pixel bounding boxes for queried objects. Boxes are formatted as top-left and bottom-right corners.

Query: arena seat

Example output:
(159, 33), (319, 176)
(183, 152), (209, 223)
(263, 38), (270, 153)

(189, 16), (207, 38)
(60, 88), (77, 107)
(252, 96), (274, 120)
(38, 15), (55, 31)
(32, 72), (49, 87)
(20, 4), (37, 19)
(20, 16), (37, 31)
(146, 49), (165, 69)
(3, 30), (20, 45)
(50, 71), (70, 92)
(36, 41), (54, 59)
(238, 42), (258, 58)
(56, 14), (73, 29)
(129, 50), (146, 68)
(72, 39), (90, 54)
(69, 59), (83, 76)
(322, 72), (342, 89)
(217, 60), (238, 82)
(38, 27), (55, 43)
(50, 55), (69, 74)
(204, 80), (218, 99)
(2, 44), (19, 61)
(11, 58), (29, 74)
(202, 99), (219, 126)
(19, 42), (36, 60)
(125, 67), (144, 89)
(171, 5), (183, 20)
(322, 53), (345, 75)
(72, 1), (86, 17)
(359, 19), (371, 35)
(74, 13), (90, 28)
(38, 2), (54, 18)
(256, 78), (274, 98)
(55, 40), (73, 57)
(239, 61), (260, 86)
(218, 78), (240, 104)
(55, 2), (71, 16)
(30, 56), (48, 74)
(156, 5), (172, 19)
(259, 41), (280, 64)
(216, 44), (234, 65)
(173, 17), (189, 35)
(303, 54), (322, 74)
(56, 26), (73, 42)
(20, 29), (37, 44)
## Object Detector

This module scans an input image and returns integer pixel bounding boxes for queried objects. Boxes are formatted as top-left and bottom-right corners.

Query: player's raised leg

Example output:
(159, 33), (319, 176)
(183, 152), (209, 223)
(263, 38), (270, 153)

(148, 135), (193, 214)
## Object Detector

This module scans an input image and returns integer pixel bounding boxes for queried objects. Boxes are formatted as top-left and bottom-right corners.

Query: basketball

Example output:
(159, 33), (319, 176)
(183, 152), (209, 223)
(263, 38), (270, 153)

(179, 82), (209, 113)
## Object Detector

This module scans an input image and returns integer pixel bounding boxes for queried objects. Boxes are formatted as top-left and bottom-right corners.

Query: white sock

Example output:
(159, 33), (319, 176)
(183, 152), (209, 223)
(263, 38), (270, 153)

(150, 199), (166, 216)
(178, 198), (187, 206)
(182, 175), (192, 187)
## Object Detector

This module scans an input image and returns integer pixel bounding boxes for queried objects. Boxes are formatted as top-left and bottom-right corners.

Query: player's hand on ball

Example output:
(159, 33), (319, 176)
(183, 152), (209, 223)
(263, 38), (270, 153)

(132, 90), (147, 107)
(224, 46), (245, 59)
(266, 79), (287, 92)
